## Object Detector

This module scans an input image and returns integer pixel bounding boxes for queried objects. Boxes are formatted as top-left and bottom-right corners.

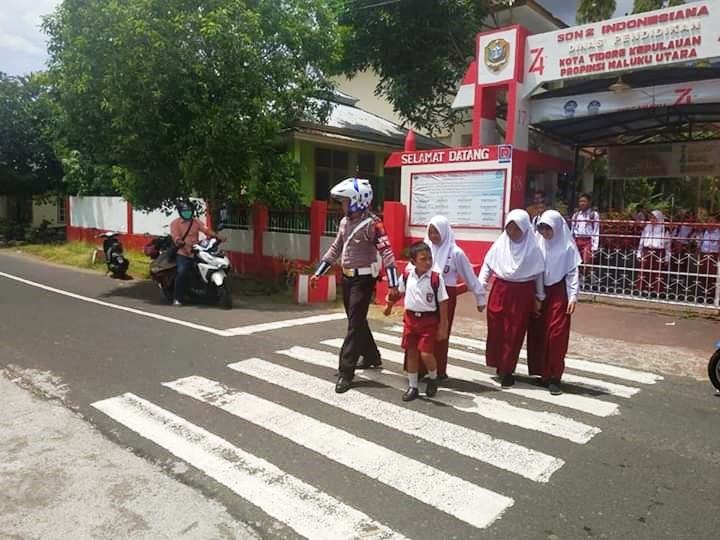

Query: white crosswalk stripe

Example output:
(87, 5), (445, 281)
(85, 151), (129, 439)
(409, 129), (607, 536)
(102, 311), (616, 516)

(91, 326), (657, 538)
(374, 332), (639, 401)
(162, 375), (515, 529)
(295, 341), (618, 417)
(92, 393), (406, 540)
(227, 357), (564, 481)
(314, 339), (600, 444)
(386, 325), (663, 385)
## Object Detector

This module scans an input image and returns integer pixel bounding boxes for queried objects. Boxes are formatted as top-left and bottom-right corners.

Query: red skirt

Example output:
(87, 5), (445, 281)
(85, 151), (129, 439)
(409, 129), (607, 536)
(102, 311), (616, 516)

(485, 278), (535, 375)
(526, 280), (571, 380)
(433, 285), (458, 377)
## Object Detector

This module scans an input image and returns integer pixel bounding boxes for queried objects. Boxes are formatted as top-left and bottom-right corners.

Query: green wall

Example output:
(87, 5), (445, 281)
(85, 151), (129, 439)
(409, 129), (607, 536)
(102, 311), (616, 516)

(292, 138), (390, 206)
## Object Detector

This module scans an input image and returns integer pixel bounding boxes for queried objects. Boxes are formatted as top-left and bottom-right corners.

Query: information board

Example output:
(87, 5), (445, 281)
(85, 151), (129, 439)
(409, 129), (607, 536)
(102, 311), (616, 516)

(410, 170), (506, 229)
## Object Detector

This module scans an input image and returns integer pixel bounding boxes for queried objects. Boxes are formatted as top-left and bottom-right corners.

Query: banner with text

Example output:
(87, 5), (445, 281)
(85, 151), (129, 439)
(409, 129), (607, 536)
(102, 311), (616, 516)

(608, 141), (720, 178)
(521, 1), (720, 95)
(531, 78), (720, 123)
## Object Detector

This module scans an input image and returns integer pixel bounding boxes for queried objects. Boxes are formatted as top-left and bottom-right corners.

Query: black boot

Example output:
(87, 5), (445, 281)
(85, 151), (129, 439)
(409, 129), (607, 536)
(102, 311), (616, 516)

(501, 374), (515, 388)
(335, 376), (352, 394)
(425, 378), (439, 398)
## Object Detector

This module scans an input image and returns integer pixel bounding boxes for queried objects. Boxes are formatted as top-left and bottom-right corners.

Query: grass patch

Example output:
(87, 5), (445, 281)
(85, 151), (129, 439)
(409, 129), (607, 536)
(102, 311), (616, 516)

(8, 242), (153, 279)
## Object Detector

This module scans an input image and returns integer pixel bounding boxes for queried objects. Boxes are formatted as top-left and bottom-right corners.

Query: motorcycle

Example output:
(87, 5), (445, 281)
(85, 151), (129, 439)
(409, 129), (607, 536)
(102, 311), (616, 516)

(97, 231), (129, 278)
(146, 234), (233, 309)
(709, 340), (720, 392)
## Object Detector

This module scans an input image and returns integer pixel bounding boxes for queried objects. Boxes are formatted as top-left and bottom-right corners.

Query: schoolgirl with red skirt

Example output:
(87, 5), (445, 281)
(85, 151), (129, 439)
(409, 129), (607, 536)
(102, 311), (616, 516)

(478, 209), (545, 388)
(526, 210), (582, 396)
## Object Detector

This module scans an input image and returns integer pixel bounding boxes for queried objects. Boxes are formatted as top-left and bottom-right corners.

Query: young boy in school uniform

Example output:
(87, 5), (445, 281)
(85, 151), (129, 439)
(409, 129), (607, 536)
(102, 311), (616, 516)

(384, 242), (449, 401)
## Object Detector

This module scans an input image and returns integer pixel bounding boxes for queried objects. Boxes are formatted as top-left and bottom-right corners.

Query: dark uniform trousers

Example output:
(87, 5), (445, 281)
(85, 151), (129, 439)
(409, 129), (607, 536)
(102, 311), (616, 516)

(339, 275), (381, 379)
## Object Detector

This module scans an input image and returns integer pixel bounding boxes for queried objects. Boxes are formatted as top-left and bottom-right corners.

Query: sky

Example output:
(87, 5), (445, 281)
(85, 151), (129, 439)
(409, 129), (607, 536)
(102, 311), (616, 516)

(0, 0), (689, 76)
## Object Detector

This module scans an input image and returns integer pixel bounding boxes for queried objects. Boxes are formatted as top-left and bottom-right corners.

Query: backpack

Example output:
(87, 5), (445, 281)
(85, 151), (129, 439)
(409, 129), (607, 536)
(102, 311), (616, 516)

(402, 268), (441, 312)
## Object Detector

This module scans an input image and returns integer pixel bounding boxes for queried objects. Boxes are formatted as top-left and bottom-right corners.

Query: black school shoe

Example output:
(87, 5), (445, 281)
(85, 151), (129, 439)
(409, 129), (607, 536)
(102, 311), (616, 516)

(335, 376), (353, 394)
(402, 387), (419, 401)
(548, 380), (563, 395)
(500, 374), (516, 388)
(425, 378), (439, 398)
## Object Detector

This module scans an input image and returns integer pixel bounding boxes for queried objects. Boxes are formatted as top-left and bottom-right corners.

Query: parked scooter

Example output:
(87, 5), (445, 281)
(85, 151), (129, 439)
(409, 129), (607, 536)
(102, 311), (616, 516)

(97, 232), (129, 278)
(709, 340), (720, 392)
(146, 233), (232, 309)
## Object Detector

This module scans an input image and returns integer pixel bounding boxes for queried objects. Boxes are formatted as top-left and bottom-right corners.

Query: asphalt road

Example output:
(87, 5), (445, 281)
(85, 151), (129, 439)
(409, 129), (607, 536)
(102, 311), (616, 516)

(1, 251), (719, 539)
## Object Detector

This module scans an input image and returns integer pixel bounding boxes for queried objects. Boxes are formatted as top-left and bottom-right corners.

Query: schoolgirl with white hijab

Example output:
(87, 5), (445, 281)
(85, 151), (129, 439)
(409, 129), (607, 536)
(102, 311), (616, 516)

(478, 209), (545, 388)
(636, 209), (671, 295)
(424, 215), (484, 380)
(526, 210), (582, 395)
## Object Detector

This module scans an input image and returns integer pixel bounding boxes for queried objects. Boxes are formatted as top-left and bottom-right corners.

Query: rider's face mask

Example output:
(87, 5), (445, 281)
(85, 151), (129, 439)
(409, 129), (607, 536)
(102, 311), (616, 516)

(180, 210), (193, 220)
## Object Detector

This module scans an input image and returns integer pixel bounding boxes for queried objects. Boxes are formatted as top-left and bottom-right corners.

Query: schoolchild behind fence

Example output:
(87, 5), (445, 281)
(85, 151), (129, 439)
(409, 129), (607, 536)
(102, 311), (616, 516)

(384, 242), (449, 402)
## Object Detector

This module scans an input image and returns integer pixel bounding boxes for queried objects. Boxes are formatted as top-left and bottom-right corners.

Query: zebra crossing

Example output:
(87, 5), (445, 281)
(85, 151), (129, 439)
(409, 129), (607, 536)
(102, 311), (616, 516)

(92, 326), (662, 539)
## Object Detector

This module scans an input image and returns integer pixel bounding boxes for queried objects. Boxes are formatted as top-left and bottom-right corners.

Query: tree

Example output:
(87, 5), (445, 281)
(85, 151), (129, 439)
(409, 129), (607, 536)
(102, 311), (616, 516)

(43, 0), (342, 210)
(0, 72), (63, 201)
(339, 0), (491, 135)
(576, 0), (617, 24)
(632, 0), (663, 13)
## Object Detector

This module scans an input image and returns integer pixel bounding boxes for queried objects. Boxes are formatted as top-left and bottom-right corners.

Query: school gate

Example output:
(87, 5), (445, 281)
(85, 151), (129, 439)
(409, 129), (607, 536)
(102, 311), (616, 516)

(386, 0), (720, 309)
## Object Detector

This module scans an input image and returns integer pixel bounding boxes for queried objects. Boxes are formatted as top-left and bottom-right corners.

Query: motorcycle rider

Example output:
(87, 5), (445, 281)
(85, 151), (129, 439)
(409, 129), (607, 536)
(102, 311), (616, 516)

(170, 201), (222, 306)
(310, 178), (399, 393)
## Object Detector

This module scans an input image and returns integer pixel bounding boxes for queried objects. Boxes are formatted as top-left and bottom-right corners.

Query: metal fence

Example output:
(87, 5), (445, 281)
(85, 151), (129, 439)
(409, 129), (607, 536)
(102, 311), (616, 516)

(577, 220), (720, 309)
(221, 206), (251, 230)
(267, 207), (310, 234)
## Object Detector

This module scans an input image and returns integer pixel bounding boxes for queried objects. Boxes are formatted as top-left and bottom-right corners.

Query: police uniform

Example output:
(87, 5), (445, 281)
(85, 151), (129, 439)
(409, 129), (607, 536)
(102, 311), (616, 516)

(314, 179), (398, 392)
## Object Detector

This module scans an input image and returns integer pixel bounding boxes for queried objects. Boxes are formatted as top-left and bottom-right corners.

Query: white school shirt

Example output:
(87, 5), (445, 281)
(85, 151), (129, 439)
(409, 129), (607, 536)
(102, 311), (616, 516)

(562, 268), (580, 303)
(438, 247), (484, 305)
(672, 224), (694, 244)
(700, 228), (720, 254)
(571, 209), (600, 252)
(399, 267), (449, 313)
(477, 263), (545, 307)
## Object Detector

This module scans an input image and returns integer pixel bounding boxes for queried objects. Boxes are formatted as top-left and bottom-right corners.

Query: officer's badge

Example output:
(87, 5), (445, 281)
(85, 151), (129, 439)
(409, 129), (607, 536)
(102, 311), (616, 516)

(485, 38), (510, 73)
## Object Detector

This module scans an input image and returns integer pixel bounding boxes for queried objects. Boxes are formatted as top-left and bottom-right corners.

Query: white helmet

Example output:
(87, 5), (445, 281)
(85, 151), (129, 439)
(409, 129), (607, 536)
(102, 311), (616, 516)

(330, 177), (373, 213)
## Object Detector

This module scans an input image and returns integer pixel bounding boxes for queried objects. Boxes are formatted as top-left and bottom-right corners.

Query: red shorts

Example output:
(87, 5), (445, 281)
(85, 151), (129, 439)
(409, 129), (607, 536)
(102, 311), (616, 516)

(401, 311), (439, 354)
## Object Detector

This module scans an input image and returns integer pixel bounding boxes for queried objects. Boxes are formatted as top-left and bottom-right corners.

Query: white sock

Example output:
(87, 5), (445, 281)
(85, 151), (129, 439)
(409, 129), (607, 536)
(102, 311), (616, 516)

(427, 370), (438, 380)
(408, 373), (419, 388)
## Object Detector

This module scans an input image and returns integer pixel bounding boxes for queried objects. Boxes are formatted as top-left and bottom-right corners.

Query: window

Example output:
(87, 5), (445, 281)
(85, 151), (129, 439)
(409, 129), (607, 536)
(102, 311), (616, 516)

(315, 148), (350, 200)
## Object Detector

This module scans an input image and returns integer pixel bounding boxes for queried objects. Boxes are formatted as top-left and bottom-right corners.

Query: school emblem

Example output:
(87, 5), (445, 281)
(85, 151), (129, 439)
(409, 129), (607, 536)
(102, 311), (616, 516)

(485, 38), (510, 73)
(443, 265), (450, 274)
(426, 292), (434, 303)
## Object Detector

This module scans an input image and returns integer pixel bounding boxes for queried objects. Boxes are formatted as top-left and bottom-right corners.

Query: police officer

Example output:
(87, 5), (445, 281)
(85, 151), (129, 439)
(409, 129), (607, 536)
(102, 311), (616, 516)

(310, 178), (399, 393)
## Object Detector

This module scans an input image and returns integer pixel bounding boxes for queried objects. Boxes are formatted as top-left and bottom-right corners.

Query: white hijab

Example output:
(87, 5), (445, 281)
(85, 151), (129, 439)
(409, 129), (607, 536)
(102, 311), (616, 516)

(641, 210), (667, 249)
(537, 210), (582, 286)
(484, 209), (544, 281)
(423, 215), (456, 273)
